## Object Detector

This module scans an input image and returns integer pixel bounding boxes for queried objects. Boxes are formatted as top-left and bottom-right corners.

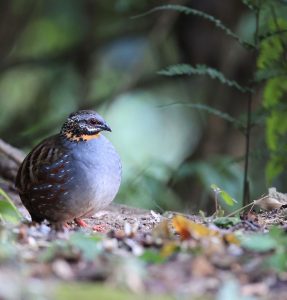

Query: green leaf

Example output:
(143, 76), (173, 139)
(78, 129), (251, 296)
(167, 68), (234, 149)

(214, 217), (240, 228)
(0, 188), (22, 225)
(241, 234), (277, 252)
(269, 250), (287, 272)
(133, 4), (255, 49)
(268, 226), (287, 247)
(220, 190), (236, 206)
(211, 184), (236, 206)
(158, 64), (253, 94)
(140, 249), (166, 264)
(69, 233), (103, 261)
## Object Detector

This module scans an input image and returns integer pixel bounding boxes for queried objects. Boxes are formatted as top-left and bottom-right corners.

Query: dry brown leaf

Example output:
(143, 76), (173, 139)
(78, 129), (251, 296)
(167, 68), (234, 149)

(254, 187), (287, 210)
(254, 196), (283, 210)
(224, 233), (240, 245)
(172, 215), (218, 240)
(160, 241), (178, 257)
(172, 215), (192, 239)
(152, 219), (171, 239)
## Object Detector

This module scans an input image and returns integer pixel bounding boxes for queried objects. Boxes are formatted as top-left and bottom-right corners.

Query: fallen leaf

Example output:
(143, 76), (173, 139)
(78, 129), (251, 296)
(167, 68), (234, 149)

(160, 242), (178, 257)
(254, 196), (283, 210)
(172, 215), (192, 240)
(254, 187), (287, 210)
(152, 219), (172, 240)
(224, 233), (240, 246)
(172, 215), (218, 240)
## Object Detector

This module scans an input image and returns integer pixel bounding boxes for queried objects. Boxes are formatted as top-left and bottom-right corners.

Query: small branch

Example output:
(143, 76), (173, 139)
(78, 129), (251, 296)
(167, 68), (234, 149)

(0, 139), (25, 184)
(0, 139), (24, 165)
(243, 2), (261, 207)
(243, 92), (252, 206)
(226, 201), (254, 217)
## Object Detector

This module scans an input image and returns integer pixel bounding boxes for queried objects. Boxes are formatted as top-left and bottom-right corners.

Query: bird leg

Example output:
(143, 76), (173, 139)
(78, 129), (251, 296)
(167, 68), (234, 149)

(74, 218), (89, 228)
(74, 218), (106, 232)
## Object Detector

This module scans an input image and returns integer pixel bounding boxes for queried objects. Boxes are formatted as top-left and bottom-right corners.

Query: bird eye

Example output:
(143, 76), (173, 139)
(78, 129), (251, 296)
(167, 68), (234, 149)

(88, 119), (98, 125)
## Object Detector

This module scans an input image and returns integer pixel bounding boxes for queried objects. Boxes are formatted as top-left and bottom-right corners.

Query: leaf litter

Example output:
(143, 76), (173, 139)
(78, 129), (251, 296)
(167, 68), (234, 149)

(1, 190), (287, 299)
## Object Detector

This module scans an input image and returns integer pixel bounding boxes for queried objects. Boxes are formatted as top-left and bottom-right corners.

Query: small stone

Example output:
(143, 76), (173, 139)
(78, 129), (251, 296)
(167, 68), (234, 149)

(52, 259), (74, 280)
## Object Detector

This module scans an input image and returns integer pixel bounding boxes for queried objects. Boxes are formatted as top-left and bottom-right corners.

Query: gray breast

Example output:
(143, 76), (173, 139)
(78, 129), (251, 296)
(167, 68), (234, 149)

(67, 135), (122, 216)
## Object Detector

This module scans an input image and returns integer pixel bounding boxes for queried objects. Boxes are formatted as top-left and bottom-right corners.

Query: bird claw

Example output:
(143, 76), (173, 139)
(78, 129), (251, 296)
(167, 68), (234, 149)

(74, 218), (106, 233)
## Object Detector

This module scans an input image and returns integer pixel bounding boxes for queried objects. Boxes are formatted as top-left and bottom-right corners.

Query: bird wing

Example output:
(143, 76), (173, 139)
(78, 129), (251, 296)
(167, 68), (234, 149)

(15, 135), (70, 194)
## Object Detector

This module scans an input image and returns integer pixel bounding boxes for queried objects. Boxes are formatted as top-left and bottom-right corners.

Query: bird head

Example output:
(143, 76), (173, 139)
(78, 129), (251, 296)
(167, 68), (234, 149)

(61, 110), (111, 142)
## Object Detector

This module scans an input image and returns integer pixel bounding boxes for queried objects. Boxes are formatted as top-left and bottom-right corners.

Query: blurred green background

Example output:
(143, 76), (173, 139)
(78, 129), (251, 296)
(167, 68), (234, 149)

(0, 0), (272, 213)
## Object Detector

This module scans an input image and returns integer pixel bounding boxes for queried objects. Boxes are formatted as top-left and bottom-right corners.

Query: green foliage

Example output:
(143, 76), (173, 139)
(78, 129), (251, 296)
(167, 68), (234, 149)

(158, 64), (253, 94)
(241, 226), (287, 272)
(118, 163), (181, 212)
(173, 156), (243, 210)
(69, 233), (103, 261)
(0, 189), (22, 225)
(140, 249), (167, 264)
(211, 184), (237, 206)
(257, 15), (287, 182)
(214, 216), (240, 228)
(42, 232), (103, 262)
(134, 4), (255, 49)
(241, 232), (277, 252)
(153, 0), (287, 199)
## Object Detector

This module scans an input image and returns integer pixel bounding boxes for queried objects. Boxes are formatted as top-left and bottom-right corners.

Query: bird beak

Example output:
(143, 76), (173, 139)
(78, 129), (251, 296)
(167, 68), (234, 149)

(100, 123), (112, 132)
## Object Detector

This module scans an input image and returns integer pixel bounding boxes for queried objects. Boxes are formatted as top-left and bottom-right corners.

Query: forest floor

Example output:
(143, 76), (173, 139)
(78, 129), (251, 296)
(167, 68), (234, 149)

(1, 190), (287, 300)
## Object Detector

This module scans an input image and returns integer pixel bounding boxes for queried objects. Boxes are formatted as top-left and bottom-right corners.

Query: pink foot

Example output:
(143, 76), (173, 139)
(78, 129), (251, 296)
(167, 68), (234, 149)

(74, 218), (106, 233)
(74, 218), (89, 228)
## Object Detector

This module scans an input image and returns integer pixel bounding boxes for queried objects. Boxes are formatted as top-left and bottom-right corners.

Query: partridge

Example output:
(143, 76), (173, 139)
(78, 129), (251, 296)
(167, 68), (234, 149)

(15, 110), (122, 227)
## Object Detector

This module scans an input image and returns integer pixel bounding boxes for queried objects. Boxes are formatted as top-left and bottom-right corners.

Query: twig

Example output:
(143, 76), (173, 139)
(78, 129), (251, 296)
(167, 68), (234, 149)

(0, 139), (24, 165)
(243, 92), (252, 206)
(242, 2), (261, 207)
(226, 201), (254, 217)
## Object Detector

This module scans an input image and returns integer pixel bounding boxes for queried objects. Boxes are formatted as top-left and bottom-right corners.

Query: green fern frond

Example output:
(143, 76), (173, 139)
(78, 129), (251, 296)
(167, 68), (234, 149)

(254, 68), (287, 82)
(259, 29), (287, 41)
(158, 64), (253, 93)
(159, 102), (245, 130)
(133, 4), (256, 49)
